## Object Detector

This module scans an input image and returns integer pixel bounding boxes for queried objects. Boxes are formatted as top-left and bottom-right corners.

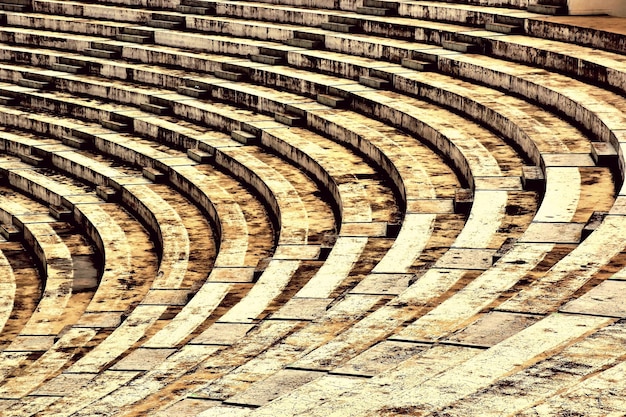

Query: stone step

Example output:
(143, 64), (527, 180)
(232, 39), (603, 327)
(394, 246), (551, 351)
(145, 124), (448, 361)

(527, 4), (567, 14)
(590, 142), (618, 167)
(214, 69), (244, 81)
(139, 102), (171, 115)
(293, 31), (325, 42)
(285, 38), (323, 49)
(329, 15), (360, 25)
(453, 188), (473, 215)
(581, 211), (607, 240)
(115, 34), (152, 44)
(50, 63), (84, 74)
(231, 129), (257, 145)
(48, 205), (72, 221)
(84, 48), (118, 59)
(91, 42), (123, 53)
(152, 13), (185, 22)
(176, 85), (210, 98)
(147, 19), (183, 30)
(95, 185), (118, 202)
(363, 0), (399, 9)
(17, 78), (50, 89)
(321, 22), (358, 33)
(0, 223), (20, 241)
(58, 56), (87, 67)
(18, 152), (44, 166)
(0, 3), (27, 11)
(401, 58), (436, 71)
(259, 47), (288, 58)
(442, 40), (479, 53)
(176, 5), (210, 14)
(187, 148), (213, 163)
(0, 95), (16, 105)
(521, 165), (545, 191)
(101, 119), (130, 132)
(142, 167), (167, 183)
(250, 54), (283, 65)
(356, 6), (394, 16)
(121, 27), (153, 37)
(274, 113), (303, 127)
(317, 93), (346, 108)
(61, 135), (89, 150)
(358, 75), (390, 89)
(485, 22), (522, 34)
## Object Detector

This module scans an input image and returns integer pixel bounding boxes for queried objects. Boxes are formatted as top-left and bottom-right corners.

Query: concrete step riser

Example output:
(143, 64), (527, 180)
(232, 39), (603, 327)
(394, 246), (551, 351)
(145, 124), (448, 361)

(363, 0), (399, 10)
(321, 22), (358, 33)
(356, 6), (394, 16)
(527, 4), (567, 14)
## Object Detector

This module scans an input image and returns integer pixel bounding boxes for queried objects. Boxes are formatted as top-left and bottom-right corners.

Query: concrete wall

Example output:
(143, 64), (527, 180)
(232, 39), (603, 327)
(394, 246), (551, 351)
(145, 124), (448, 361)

(568, 0), (626, 17)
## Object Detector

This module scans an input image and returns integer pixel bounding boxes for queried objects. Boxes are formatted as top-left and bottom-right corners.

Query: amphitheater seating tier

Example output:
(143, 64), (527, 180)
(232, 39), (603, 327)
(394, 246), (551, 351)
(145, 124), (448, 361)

(0, 0), (623, 416)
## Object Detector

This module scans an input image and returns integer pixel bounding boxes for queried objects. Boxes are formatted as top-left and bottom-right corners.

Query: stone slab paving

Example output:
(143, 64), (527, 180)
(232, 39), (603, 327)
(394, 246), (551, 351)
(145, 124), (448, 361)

(438, 320), (626, 416)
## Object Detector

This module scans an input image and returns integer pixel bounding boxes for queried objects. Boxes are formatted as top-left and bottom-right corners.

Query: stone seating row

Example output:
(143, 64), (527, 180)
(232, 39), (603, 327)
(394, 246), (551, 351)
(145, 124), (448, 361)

(0, 26), (616, 400)
(0, 88), (342, 380)
(0, 4), (620, 416)
(44, 21), (624, 416)
(0, 15), (588, 306)
(13, 0), (573, 48)
(0, 66), (472, 417)
(0, 80), (410, 308)
(0, 18), (621, 183)
(0, 59), (534, 290)
(0, 156), (137, 391)
(21, 0), (626, 68)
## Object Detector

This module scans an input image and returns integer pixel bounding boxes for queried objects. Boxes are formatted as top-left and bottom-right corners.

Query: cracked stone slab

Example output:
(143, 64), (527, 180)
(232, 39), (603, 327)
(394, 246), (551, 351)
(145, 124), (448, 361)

(192, 323), (256, 346)
(4, 336), (55, 352)
(519, 222), (585, 243)
(153, 399), (221, 417)
(207, 267), (256, 283)
(340, 222), (387, 237)
(140, 289), (191, 306)
(225, 369), (322, 407)
(445, 311), (543, 348)
(30, 373), (97, 396)
(273, 244), (321, 260)
(436, 248), (497, 270)
(271, 298), (333, 321)
(542, 153), (595, 167)
(109, 348), (176, 371)
(332, 341), (429, 377)
(74, 312), (124, 328)
(350, 273), (415, 295)
(407, 198), (454, 214)
(561, 280), (626, 317)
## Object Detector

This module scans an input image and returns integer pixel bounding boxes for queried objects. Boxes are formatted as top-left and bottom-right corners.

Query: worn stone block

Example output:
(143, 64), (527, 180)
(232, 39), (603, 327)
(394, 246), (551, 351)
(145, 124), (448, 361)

(590, 141), (618, 167)
(231, 130), (257, 145)
(521, 165), (544, 191)
(187, 148), (213, 163)
(274, 113), (303, 126)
